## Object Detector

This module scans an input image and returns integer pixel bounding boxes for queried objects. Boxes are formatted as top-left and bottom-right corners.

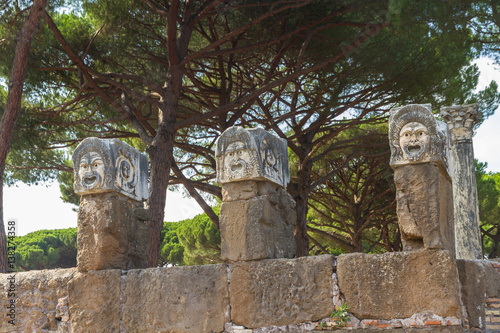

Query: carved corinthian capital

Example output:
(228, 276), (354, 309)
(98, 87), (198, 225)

(440, 104), (480, 143)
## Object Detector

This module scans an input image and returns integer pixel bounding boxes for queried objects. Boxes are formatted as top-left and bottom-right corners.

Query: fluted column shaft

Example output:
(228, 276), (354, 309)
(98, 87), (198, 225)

(441, 104), (482, 259)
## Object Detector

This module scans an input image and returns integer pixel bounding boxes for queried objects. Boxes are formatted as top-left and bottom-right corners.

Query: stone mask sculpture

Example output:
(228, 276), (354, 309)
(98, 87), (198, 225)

(389, 104), (451, 175)
(399, 121), (430, 162)
(215, 126), (289, 187)
(73, 137), (148, 201)
(78, 151), (106, 191)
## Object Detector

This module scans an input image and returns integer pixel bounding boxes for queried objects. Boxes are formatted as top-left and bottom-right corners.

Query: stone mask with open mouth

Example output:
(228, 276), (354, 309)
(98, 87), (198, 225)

(78, 151), (105, 191)
(399, 122), (430, 162)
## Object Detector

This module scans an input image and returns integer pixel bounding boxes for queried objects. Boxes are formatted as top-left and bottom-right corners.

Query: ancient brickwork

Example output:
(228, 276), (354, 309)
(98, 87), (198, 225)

(456, 259), (500, 331)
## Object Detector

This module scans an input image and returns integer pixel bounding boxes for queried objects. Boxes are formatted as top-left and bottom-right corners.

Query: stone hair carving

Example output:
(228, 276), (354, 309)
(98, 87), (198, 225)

(215, 126), (290, 187)
(389, 104), (451, 172)
(73, 137), (148, 201)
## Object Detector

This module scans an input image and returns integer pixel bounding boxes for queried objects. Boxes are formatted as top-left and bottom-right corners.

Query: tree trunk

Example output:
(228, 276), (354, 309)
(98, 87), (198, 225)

(291, 159), (313, 257)
(0, 0), (48, 273)
(147, 134), (173, 267)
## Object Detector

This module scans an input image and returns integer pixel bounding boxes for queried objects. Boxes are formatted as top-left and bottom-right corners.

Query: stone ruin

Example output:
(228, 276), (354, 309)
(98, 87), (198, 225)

(215, 126), (296, 261)
(2, 123), (500, 333)
(73, 137), (148, 201)
(72, 137), (149, 272)
(441, 104), (483, 260)
(389, 104), (455, 253)
(215, 126), (290, 187)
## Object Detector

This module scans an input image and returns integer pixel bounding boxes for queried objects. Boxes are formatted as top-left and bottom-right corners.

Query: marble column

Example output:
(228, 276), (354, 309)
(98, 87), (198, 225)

(441, 104), (482, 259)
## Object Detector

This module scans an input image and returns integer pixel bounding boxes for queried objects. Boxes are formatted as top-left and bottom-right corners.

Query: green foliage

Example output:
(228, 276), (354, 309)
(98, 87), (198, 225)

(10, 207), (221, 271)
(11, 228), (77, 271)
(159, 222), (185, 267)
(475, 160), (500, 258)
(331, 303), (351, 327)
(159, 207), (221, 266)
(306, 123), (400, 255)
(57, 165), (79, 207)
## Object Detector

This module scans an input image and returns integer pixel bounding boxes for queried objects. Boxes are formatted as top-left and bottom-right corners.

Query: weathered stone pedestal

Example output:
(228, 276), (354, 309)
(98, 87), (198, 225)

(216, 126), (296, 261)
(394, 164), (454, 252)
(76, 192), (149, 271)
(220, 180), (296, 261)
(441, 104), (483, 260)
(72, 137), (149, 271)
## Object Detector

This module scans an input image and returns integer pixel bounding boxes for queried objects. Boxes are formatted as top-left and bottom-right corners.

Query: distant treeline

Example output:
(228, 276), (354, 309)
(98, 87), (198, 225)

(9, 207), (221, 271)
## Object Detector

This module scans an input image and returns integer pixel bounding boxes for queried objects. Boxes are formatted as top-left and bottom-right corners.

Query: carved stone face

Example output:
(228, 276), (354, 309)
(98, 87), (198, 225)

(399, 122), (430, 162)
(78, 151), (105, 190)
(223, 140), (253, 180)
(119, 160), (132, 181)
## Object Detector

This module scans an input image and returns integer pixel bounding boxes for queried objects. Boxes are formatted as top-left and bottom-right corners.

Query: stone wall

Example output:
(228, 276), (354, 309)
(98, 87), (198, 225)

(1, 253), (499, 332)
(456, 259), (500, 331)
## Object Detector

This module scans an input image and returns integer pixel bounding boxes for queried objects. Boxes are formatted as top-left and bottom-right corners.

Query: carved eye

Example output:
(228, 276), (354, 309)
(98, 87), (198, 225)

(81, 164), (88, 169)
(237, 150), (244, 156)
(405, 133), (409, 137)
(419, 132), (424, 136)
(93, 163), (99, 168)
(228, 152), (233, 157)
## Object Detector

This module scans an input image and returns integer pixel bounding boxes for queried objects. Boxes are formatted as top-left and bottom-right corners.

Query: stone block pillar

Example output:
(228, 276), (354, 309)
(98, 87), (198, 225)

(216, 126), (296, 261)
(389, 104), (455, 253)
(441, 104), (482, 259)
(73, 137), (149, 271)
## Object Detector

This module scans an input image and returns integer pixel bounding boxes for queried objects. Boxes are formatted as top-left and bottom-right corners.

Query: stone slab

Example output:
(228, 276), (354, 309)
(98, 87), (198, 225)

(68, 269), (121, 333)
(122, 264), (229, 333)
(77, 192), (149, 272)
(456, 259), (486, 329)
(485, 261), (500, 297)
(337, 249), (461, 320)
(322, 329), (464, 333)
(229, 255), (334, 328)
(0, 268), (75, 333)
(220, 186), (296, 261)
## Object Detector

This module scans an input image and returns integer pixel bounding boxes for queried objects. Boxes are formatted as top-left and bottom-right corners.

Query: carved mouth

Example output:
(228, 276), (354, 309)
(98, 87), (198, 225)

(227, 159), (249, 180)
(407, 144), (421, 153)
(82, 174), (100, 189)
(83, 176), (96, 184)
(231, 163), (243, 172)
(403, 142), (425, 161)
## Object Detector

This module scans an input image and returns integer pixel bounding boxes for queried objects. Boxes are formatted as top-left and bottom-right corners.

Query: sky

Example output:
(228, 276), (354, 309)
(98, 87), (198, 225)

(3, 58), (500, 236)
